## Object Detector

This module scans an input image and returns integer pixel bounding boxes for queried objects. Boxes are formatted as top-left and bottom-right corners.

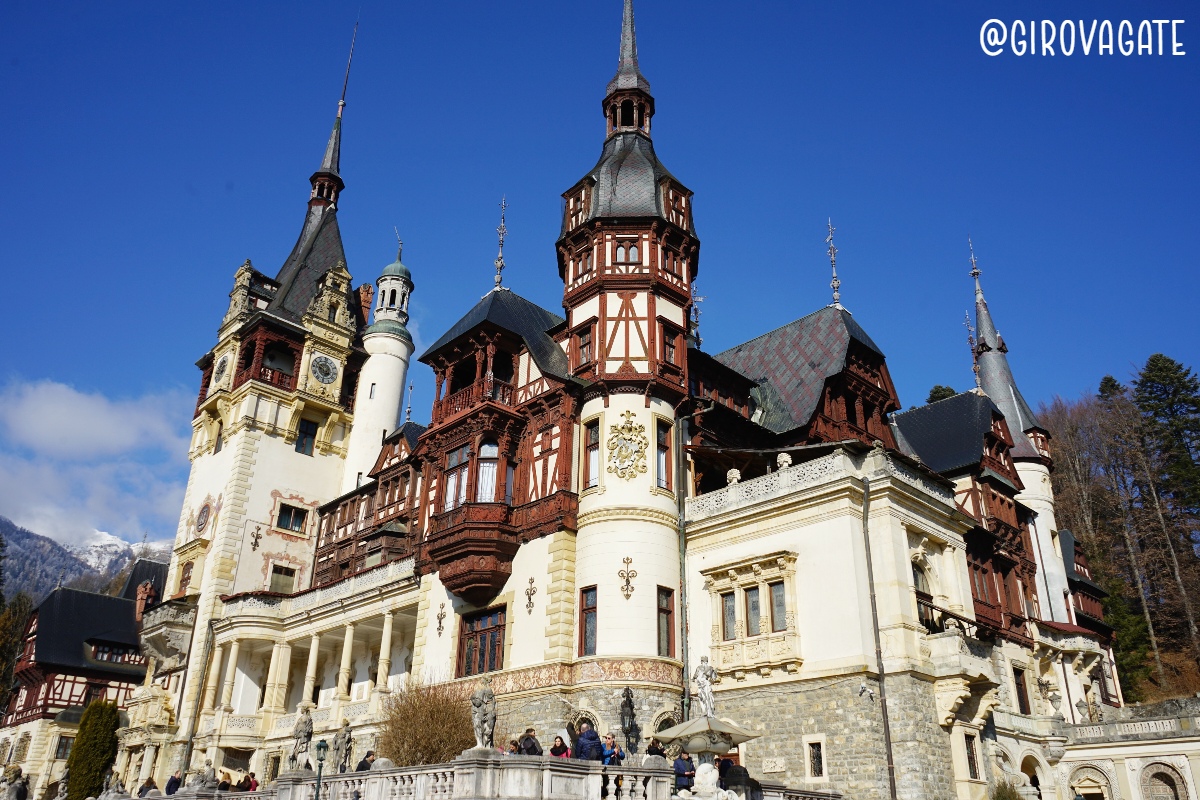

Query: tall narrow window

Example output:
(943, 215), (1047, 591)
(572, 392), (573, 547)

(964, 734), (979, 780)
(578, 329), (592, 364)
(663, 330), (677, 365)
(656, 421), (672, 490)
(443, 445), (470, 511)
(580, 587), (598, 656)
(1012, 667), (1031, 715)
(458, 608), (506, 678)
(296, 419), (318, 456)
(178, 561), (193, 596)
(327, 304), (338, 323)
(745, 586), (761, 636)
(808, 742), (824, 778)
(721, 592), (736, 640)
(388, 290), (396, 308)
(770, 581), (787, 632)
(657, 587), (674, 658)
(369, 383), (376, 399)
(505, 463), (515, 505)
(476, 442), (499, 502)
(584, 421), (601, 489)
(54, 736), (73, 761)
(213, 422), (223, 454)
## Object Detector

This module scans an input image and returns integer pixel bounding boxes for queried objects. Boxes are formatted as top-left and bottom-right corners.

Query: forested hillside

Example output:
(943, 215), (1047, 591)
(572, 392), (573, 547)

(0, 516), (94, 602)
(1042, 353), (1200, 701)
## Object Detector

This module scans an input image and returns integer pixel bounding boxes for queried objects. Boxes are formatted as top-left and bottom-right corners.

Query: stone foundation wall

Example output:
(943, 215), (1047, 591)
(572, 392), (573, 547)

(719, 673), (955, 800)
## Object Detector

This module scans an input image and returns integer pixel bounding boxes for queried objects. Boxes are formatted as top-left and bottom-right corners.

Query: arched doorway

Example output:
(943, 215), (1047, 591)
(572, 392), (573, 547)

(1069, 765), (1112, 800)
(1020, 755), (1044, 799)
(1141, 764), (1187, 800)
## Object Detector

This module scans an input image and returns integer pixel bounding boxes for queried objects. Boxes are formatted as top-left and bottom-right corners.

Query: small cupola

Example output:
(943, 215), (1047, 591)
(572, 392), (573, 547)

(603, 0), (654, 138)
(372, 239), (414, 333)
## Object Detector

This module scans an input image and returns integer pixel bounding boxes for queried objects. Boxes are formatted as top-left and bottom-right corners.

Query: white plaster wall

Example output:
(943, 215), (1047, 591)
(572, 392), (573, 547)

(496, 535), (554, 669)
(1017, 460), (1071, 624)
(341, 332), (413, 494)
(569, 295), (601, 329)
(575, 395), (679, 659)
(415, 573), (459, 683)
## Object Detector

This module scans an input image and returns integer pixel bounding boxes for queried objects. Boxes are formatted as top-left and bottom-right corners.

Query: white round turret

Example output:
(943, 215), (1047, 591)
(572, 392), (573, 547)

(341, 249), (416, 494)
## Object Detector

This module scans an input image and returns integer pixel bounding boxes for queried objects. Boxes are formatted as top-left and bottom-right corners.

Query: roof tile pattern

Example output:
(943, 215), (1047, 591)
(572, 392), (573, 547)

(892, 391), (1000, 474)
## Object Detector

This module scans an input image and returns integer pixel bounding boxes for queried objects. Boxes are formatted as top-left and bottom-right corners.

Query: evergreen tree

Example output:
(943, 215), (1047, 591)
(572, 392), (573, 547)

(1134, 354), (1200, 514)
(0, 593), (33, 709)
(66, 701), (120, 800)
(926, 385), (957, 404)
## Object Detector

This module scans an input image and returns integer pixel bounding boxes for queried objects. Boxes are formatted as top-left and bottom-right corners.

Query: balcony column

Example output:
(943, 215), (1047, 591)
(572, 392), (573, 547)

(337, 624), (356, 700)
(138, 743), (158, 782)
(272, 641), (293, 710)
(219, 639), (240, 711)
(260, 642), (281, 712)
(300, 634), (320, 710)
(201, 644), (225, 712)
(375, 612), (394, 694)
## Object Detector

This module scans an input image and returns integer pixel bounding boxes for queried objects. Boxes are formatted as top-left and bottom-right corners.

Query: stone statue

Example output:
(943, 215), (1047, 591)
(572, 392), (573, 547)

(693, 656), (717, 718)
(55, 768), (69, 800)
(677, 764), (739, 800)
(290, 708), (314, 769)
(331, 720), (353, 773)
(470, 675), (497, 749)
(5, 776), (28, 800)
(99, 769), (127, 799)
(193, 759), (217, 790)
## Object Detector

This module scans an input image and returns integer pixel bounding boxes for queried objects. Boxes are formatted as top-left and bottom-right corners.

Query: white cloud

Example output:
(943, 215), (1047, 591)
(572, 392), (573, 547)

(0, 380), (192, 547)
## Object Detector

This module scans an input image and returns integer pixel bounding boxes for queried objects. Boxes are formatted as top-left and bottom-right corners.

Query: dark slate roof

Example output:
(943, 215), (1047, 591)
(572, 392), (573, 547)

(32, 588), (142, 676)
(419, 289), (570, 381)
(566, 133), (679, 230)
(317, 116), (342, 178)
(974, 275), (1040, 458)
(1059, 529), (1107, 595)
(396, 421), (427, 449)
(892, 391), (1000, 474)
(267, 205), (354, 323)
(713, 306), (885, 435)
(119, 558), (169, 602)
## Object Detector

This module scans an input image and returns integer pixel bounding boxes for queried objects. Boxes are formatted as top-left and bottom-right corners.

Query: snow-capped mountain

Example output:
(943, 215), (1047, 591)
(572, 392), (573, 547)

(67, 530), (136, 572)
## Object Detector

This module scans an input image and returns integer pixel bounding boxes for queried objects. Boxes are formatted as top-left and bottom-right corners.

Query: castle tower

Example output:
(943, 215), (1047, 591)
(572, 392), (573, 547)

(340, 244), (416, 493)
(556, 0), (696, 670)
(971, 253), (1071, 621)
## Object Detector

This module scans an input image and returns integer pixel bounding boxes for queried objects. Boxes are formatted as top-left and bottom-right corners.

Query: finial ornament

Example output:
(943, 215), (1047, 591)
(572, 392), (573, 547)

(964, 311), (981, 389)
(338, 20), (359, 119)
(394, 226), (403, 260)
(691, 286), (707, 349)
(405, 382), (413, 423)
(968, 236), (986, 302)
(826, 218), (842, 309)
(493, 196), (509, 291)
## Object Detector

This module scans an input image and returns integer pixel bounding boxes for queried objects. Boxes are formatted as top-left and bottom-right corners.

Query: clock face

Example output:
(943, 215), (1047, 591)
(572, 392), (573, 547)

(213, 356), (228, 382)
(196, 504), (211, 534)
(310, 355), (339, 384)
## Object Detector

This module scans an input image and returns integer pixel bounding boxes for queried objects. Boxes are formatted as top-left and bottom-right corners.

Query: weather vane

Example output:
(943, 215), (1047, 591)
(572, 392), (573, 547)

(394, 226), (403, 260)
(405, 382), (413, 423)
(964, 311), (981, 389)
(826, 218), (842, 309)
(691, 286), (707, 349)
(494, 196), (508, 290)
(968, 236), (980, 281)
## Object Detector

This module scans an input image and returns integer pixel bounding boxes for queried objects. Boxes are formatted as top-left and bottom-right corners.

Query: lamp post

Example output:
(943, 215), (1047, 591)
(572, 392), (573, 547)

(314, 740), (329, 800)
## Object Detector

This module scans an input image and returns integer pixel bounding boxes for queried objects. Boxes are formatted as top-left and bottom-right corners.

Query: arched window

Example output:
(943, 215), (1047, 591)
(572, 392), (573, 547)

(629, 244), (640, 263)
(443, 445), (470, 511)
(615, 244), (626, 262)
(620, 99), (635, 127)
(178, 561), (194, 596)
(389, 289), (397, 308)
(912, 563), (931, 596)
(476, 442), (500, 502)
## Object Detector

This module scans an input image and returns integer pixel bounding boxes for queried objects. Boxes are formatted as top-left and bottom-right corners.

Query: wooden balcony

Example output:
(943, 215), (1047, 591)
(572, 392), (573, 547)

(433, 379), (514, 423)
(234, 366), (296, 392)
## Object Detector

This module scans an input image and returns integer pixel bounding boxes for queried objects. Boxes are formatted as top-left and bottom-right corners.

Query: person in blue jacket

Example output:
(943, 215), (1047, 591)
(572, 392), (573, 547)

(674, 751), (696, 791)
(601, 732), (625, 765)
(573, 722), (604, 761)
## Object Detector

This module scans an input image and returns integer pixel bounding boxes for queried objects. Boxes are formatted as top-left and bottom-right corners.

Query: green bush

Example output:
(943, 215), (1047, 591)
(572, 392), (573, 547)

(65, 701), (120, 800)
(992, 779), (1022, 800)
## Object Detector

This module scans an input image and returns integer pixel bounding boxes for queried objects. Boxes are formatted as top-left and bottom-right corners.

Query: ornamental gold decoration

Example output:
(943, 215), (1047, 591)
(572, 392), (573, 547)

(606, 410), (648, 480)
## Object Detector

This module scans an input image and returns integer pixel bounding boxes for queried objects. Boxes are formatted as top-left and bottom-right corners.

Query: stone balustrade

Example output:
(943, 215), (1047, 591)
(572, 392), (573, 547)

(221, 558), (416, 621)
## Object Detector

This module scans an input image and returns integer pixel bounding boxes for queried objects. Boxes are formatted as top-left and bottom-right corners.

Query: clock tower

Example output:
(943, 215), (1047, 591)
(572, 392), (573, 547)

(557, 0), (696, 675)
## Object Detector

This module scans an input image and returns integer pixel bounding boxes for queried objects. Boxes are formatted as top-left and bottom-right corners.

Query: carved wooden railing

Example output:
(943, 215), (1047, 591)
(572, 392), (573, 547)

(434, 379), (515, 422)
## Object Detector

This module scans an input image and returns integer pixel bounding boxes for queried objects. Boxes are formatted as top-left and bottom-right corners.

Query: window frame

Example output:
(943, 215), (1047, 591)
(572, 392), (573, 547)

(721, 592), (736, 641)
(54, 735), (73, 761)
(1012, 666), (1031, 715)
(475, 441), (500, 503)
(657, 586), (675, 658)
(276, 503), (308, 534)
(580, 586), (598, 657)
(769, 581), (787, 632)
(269, 564), (297, 593)
(443, 444), (471, 511)
(457, 607), (507, 679)
(655, 419), (672, 491)
(295, 418), (319, 456)
(964, 733), (979, 780)
(745, 586), (762, 637)
(582, 419), (601, 490)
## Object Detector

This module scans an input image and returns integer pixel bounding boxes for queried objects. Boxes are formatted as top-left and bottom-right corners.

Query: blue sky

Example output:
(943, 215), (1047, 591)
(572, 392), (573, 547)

(0, 1), (1196, 546)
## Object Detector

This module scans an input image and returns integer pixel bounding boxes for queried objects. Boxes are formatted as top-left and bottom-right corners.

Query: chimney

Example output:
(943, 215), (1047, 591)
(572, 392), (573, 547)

(357, 283), (375, 328)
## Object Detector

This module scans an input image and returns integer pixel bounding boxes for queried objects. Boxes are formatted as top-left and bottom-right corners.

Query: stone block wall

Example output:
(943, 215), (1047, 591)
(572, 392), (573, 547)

(493, 685), (681, 754)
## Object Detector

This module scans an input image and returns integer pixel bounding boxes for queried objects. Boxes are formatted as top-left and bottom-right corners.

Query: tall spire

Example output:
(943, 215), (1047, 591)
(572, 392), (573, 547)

(969, 240), (1042, 455)
(310, 23), (357, 206)
(493, 196), (509, 291)
(826, 218), (842, 309)
(607, 0), (651, 96)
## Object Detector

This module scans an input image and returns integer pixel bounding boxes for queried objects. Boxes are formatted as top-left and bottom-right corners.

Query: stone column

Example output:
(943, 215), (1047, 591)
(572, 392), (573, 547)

(375, 612), (394, 693)
(260, 642), (282, 712)
(301, 634), (320, 709)
(337, 624), (355, 700)
(138, 744), (158, 782)
(201, 644), (225, 711)
(220, 639), (241, 711)
(273, 641), (293, 710)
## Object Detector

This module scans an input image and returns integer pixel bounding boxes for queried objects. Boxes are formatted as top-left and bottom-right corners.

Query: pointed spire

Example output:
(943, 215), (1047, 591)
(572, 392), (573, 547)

(493, 196), (509, 291)
(964, 311), (981, 390)
(405, 382), (413, 424)
(606, 0), (651, 96)
(316, 22), (357, 177)
(826, 218), (843, 309)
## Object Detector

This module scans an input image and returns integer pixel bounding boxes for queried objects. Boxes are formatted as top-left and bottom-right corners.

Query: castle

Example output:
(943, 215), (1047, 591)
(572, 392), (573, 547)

(86, 4), (1200, 799)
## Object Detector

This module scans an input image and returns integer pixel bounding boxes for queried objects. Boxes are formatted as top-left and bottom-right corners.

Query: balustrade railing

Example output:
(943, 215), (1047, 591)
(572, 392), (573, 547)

(435, 379), (515, 421)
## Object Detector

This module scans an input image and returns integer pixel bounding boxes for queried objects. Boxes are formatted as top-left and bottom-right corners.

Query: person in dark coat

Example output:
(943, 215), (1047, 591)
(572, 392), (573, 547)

(164, 771), (182, 796)
(673, 752), (695, 791)
(138, 778), (157, 797)
(355, 752), (375, 772)
(645, 738), (666, 757)
(519, 728), (543, 756)
(572, 723), (604, 761)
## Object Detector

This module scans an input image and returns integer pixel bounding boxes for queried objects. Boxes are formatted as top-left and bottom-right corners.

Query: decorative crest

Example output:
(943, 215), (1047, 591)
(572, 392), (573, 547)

(964, 311), (981, 389)
(493, 196), (508, 291)
(826, 218), (842, 309)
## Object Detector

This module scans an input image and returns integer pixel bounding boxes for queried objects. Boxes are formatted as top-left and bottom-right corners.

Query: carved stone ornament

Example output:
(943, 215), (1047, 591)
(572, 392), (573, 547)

(619, 557), (638, 599)
(607, 411), (648, 480)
